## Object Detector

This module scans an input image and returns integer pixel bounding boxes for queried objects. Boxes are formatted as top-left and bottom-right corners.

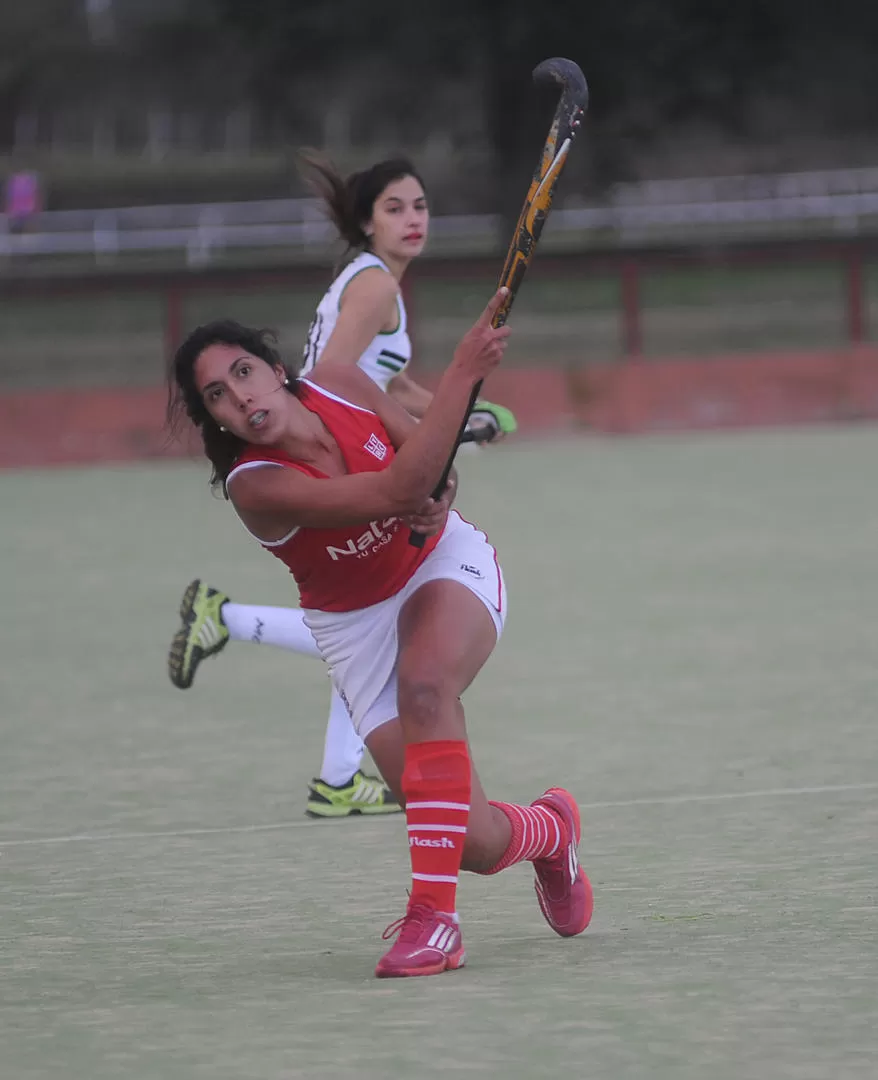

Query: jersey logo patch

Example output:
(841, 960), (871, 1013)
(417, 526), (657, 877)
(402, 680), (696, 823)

(363, 433), (388, 461)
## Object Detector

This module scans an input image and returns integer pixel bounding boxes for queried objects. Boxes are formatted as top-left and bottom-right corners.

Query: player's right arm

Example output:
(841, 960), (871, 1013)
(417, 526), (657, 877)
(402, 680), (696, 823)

(310, 267), (399, 372)
(229, 290), (509, 535)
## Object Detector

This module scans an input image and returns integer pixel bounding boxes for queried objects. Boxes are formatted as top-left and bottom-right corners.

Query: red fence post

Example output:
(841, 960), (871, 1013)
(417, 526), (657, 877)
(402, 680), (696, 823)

(847, 251), (866, 345)
(621, 260), (642, 359)
(613, 259), (645, 434)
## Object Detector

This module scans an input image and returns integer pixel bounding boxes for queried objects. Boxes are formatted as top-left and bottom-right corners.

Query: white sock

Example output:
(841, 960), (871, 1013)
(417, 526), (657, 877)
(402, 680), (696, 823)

(319, 687), (366, 786)
(221, 604), (367, 785)
(221, 603), (321, 659)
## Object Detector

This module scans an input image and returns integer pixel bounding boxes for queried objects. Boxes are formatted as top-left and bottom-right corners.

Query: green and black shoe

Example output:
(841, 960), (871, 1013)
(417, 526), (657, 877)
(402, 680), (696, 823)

(306, 771), (402, 818)
(463, 400), (518, 444)
(168, 579), (230, 689)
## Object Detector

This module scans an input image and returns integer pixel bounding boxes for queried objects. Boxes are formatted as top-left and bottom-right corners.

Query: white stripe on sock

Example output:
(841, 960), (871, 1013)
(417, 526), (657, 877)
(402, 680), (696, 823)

(548, 810), (561, 856)
(520, 812), (533, 859)
(534, 805), (562, 858)
(407, 824), (468, 833)
(412, 872), (459, 884)
(520, 812), (533, 860)
(536, 812), (548, 858)
(407, 801), (470, 811)
(509, 804), (528, 863)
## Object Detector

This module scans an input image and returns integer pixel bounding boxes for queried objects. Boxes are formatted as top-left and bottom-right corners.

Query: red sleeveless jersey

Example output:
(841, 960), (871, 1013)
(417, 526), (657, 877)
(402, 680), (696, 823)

(227, 379), (442, 612)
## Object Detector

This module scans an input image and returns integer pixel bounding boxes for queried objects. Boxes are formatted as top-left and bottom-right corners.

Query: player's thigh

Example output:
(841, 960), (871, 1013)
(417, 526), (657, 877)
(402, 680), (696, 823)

(396, 578), (498, 702)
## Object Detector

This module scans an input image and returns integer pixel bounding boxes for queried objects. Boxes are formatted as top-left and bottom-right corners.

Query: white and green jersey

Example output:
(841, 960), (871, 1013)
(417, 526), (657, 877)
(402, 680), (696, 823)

(300, 251), (411, 391)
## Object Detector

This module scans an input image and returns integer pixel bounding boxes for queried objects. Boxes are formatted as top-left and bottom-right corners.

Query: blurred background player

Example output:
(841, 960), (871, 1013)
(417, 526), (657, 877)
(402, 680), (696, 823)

(3, 167), (41, 233)
(167, 292), (592, 977)
(168, 154), (517, 819)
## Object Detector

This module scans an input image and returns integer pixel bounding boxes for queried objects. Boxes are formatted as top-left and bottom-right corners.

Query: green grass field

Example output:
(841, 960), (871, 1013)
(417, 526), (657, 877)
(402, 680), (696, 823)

(3, 429), (878, 1079)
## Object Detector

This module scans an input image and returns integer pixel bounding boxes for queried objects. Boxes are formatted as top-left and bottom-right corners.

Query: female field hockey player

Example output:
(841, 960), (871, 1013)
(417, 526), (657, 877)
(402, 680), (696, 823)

(168, 154), (516, 818)
(167, 289), (592, 978)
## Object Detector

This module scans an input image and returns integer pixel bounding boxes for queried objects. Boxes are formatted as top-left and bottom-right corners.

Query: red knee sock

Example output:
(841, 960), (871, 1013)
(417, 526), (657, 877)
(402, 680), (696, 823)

(402, 740), (471, 913)
(477, 800), (568, 875)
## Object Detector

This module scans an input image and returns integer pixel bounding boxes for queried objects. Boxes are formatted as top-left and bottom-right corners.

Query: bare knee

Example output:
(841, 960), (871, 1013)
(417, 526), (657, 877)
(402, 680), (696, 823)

(397, 674), (454, 736)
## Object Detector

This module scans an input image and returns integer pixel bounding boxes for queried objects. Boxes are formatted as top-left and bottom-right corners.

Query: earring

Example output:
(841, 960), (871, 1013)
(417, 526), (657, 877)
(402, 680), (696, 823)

(219, 425), (227, 432)
(283, 377), (290, 386)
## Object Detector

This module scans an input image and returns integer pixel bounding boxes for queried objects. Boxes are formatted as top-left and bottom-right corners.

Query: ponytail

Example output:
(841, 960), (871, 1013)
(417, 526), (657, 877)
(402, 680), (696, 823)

(298, 148), (366, 250)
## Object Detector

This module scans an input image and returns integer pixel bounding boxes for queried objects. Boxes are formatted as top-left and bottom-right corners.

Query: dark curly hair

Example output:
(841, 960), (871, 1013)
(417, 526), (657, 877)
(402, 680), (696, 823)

(167, 319), (299, 496)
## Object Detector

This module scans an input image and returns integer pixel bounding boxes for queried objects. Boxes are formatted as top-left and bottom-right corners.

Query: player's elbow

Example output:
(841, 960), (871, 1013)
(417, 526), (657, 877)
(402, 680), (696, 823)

(383, 471), (431, 516)
(385, 488), (426, 518)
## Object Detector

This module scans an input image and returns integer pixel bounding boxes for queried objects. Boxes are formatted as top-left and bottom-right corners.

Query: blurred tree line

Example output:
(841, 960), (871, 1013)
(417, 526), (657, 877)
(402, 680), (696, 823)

(202, 0), (878, 200)
(2, 0), (877, 209)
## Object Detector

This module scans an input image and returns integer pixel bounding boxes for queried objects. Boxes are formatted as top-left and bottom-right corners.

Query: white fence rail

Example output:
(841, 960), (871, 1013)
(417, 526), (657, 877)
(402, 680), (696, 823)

(609, 165), (878, 204)
(3, 167), (878, 266)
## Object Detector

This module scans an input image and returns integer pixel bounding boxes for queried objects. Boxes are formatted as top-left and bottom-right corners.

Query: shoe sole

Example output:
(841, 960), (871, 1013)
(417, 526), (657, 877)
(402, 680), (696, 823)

(168, 581), (202, 689)
(168, 580), (228, 690)
(178, 579), (200, 621)
(534, 787), (594, 938)
(375, 947), (466, 978)
(305, 803), (403, 818)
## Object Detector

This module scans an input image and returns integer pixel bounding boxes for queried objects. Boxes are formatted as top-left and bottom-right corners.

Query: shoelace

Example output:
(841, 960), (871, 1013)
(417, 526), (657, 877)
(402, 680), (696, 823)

(381, 902), (434, 943)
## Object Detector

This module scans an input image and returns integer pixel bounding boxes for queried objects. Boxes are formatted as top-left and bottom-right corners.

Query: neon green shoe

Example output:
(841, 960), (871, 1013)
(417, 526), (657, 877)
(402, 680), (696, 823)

(465, 400), (518, 443)
(306, 771), (402, 818)
(168, 579), (230, 689)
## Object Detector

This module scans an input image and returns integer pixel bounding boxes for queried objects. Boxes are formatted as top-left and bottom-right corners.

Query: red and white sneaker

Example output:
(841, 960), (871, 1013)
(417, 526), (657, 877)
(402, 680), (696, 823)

(375, 903), (465, 978)
(532, 788), (594, 937)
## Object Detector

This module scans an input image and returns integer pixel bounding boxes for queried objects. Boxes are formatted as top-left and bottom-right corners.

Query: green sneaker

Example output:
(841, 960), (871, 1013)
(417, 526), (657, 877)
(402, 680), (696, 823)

(306, 771), (402, 818)
(464, 400), (518, 443)
(168, 579), (230, 689)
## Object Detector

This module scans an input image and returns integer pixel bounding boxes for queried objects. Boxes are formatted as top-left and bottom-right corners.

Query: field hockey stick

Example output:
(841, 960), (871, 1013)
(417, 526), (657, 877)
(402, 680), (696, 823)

(410, 56), (588, 547)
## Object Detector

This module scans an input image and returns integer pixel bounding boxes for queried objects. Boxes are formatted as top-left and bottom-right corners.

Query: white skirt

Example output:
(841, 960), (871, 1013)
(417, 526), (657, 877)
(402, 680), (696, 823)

(303, 511), (506, 738)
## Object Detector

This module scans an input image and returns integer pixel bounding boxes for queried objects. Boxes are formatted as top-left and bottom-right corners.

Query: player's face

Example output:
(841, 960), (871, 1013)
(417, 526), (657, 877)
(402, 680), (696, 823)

(194, 343), (288, 442)
(368, 175), (429, 260)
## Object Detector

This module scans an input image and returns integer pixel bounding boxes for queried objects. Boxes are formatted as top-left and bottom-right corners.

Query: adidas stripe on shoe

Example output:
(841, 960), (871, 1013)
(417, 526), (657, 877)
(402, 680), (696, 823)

(306, 771), (402, 818)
